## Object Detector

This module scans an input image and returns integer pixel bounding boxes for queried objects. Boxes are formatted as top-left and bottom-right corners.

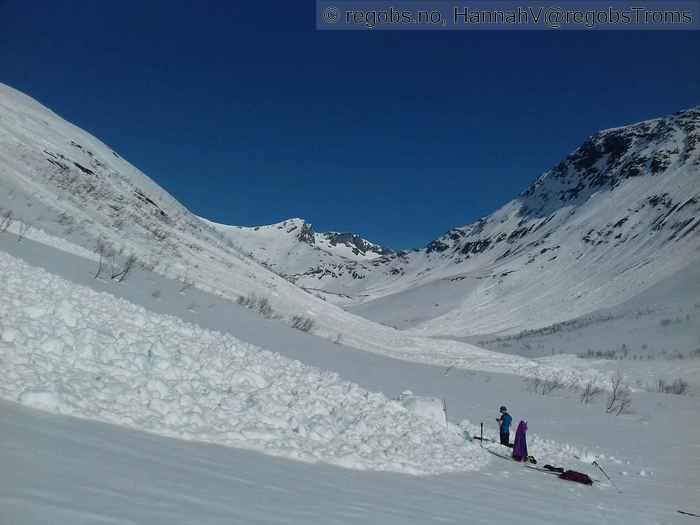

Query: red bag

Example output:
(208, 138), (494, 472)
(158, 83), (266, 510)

(559, 470), (593, 485)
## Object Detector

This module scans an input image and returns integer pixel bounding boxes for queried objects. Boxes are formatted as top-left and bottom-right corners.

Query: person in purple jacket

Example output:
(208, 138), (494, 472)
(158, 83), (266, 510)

(512, 420), (529, 462)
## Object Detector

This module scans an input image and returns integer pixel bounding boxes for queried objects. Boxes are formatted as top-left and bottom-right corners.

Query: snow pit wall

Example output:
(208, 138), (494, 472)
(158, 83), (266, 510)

(0, 252), (487, 475)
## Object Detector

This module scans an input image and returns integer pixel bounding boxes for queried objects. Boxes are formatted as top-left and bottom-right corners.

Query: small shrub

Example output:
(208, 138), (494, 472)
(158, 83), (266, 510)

(656, 378), (689, 395)
(606, 371), (632, 415)
(524, 373), (565, 395)
(256, 297), (273, 318)
(580, 381), (603, 404)
(0, 209), (13, 232)
(16, 222), (31, 242)
(94, 239), (113, 279)
(291, 315), (315, 333)
(111, 253), (137, 283)
(237, 293), (275, 319)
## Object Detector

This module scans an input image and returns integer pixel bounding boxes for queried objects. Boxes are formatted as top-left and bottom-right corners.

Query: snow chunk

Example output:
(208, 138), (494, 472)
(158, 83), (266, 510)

(19, 391), (64, 413)
(56, 299), (79, 328)
(1, 328), (18, 343)
(398, 392), (447, 429)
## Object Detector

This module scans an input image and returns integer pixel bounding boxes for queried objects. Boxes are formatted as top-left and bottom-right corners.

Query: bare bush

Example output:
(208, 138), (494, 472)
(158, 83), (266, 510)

(237, 293), (275, 319)
(111, 253), (137, 283)
(16, 222), (30, 241)
(256, 297), (273, 318)
(236, 294), (250, 306)
(524, 373), (565, 395)
(94, 239), (114, 279)
(606, 372), (632, 415)
(580, 381), (603, 404)
(656, 378), (689, 395)
(0, 209), (14, 232)
(291, 315), (315, 333)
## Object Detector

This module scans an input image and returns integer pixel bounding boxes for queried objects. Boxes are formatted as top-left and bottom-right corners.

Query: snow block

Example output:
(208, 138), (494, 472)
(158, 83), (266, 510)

(397, 391), (446, 428)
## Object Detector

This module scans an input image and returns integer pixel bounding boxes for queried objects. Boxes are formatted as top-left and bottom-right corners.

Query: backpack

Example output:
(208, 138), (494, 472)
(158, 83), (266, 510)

(544, 464), (564, 473)
(558, 470), (593, 485)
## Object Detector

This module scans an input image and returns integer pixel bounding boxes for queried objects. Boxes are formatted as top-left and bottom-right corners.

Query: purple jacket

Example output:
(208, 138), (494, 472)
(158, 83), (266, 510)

(512, 420), (528, 461)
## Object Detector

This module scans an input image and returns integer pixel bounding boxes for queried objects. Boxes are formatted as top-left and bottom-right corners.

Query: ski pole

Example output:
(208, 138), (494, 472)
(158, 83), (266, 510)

(442, 399), (448, 430)
(593, 461), (621, 493)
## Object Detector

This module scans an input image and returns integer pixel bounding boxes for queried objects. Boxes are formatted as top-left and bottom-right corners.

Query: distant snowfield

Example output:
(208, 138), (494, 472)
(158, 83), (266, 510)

(0, 251), (490, 475)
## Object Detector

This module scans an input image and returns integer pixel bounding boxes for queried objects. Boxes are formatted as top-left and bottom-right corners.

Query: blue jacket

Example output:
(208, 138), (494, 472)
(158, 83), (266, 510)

(500, 413), (512, 433)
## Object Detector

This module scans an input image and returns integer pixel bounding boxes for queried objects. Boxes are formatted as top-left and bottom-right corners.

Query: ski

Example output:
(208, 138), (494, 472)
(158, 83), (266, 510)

(486, 449), (600, 483)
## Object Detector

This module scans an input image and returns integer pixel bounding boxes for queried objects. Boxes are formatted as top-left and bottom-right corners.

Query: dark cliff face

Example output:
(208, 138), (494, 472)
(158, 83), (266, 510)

(297, 222), (316, 245)
(322, 232), (394, 257)
(276, 219), (393, 256)
(520, 106), (699, 218)
(423, 106), (700, 260)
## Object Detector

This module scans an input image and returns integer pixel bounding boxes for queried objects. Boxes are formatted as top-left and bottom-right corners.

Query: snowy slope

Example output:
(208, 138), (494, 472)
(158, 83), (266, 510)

(0, 83), (497, 369)
(0, 82), (603, 383)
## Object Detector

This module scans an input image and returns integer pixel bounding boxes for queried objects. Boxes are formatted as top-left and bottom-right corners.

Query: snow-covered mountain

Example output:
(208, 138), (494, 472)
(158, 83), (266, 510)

(221, 108), (700, 337)
(1, 82), (604, 382)
(1, 79), (695, 363)
(201, 217), (392, 300)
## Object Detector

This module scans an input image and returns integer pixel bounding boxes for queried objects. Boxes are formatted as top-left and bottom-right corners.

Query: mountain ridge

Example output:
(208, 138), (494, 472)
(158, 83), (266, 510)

(212, 105), (700, 336)
(1, 80), (697, 340)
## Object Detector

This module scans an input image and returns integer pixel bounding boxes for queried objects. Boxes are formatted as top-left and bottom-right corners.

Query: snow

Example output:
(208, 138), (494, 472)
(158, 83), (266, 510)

(1, 81), (699, 524)
(1, 239), (699, 523)
(0, 81), (606, 384)
(0, 250), (487, 475)
(2, 384), (698, 525)
(201, 217), (388, 265)
(3, 399), (673, 525)
(397, 391), (447, 428)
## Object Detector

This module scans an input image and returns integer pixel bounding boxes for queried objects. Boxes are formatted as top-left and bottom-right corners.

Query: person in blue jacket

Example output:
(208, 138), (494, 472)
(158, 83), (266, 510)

(497, 406), (512, 446)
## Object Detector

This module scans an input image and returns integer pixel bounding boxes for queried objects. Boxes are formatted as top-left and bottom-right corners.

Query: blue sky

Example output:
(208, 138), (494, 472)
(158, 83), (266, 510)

(1, 1), (698, 248)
